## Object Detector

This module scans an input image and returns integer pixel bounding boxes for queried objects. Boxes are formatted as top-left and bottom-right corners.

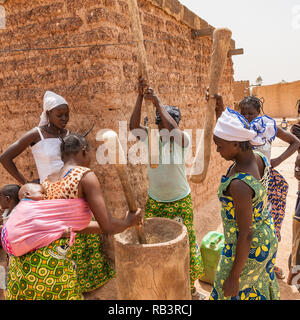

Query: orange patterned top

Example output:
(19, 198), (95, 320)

(42, 166), (91, 200)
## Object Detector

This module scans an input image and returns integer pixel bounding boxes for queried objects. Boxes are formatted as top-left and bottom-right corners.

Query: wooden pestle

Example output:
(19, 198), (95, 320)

(190, 28), (232, 184)
(103, 130), (147, 244)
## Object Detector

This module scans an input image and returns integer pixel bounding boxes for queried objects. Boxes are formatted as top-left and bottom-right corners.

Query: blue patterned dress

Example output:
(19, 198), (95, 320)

(210, 154), (280, 300)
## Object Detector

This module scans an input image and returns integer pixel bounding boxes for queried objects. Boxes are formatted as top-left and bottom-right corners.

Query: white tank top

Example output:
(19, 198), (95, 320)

(31, 127), (69, 182)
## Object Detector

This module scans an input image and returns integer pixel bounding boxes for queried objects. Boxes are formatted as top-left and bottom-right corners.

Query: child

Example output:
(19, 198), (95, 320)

(18, 183), (45, 201)
(1, 182), (101, 257)
(0, 184), (21, 226)
(210, 107), (280, 300)
(0, 184), (20, 299)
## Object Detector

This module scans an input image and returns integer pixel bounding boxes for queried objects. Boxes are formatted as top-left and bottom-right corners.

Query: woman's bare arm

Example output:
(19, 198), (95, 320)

(80, 171), (142, 234)
(78, 221), (102, 234)
(0, 128), (40, 184)
(271, 126), (300, 168)
(129, 78), (148, 137)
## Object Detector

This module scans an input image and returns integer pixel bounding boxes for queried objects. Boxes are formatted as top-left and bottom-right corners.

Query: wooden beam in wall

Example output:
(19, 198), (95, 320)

(227, 48), (244, 57)
(191, 28), (214, 38)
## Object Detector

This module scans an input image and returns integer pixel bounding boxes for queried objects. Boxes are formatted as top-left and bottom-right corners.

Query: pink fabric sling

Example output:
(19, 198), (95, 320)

(1, 198), (93, 257)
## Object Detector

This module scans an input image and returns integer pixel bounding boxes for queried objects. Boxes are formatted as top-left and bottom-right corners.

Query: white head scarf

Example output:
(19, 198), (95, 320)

(214, 107), (277, 146)
(39, 91), (68, 126)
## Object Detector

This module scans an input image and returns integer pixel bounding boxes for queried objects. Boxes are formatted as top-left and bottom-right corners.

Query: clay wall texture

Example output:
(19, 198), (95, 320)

(252, 80), (300, 119)
(0, 0), (235, 218)
(233, 80), (250, 105)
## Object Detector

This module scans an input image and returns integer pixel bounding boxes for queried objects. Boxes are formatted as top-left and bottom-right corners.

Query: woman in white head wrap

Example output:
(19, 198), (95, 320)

(39, 90), (68, 127)
(0, 90), (70, 184)
(210, 107), (280, 300)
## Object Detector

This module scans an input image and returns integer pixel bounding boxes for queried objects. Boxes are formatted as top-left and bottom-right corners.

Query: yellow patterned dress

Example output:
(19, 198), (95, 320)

(42, 166), (115, 293)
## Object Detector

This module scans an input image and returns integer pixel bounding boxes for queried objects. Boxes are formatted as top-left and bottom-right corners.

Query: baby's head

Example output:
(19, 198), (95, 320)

(18, 183), (45, 201)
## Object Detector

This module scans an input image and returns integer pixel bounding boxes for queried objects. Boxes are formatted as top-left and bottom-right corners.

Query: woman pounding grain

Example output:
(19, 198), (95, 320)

(129, 78), (225, 299)
(5, 133), (142, 300)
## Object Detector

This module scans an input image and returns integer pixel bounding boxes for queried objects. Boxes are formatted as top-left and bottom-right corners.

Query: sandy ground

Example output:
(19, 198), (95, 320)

(1, 138), (300, 300)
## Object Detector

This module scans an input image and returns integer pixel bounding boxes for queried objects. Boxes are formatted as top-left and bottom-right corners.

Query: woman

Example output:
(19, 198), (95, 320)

(210, 107), (280, 300)
(5, 133), (142, 300)
(0, 91), (70, 184)
(239, 96), (300, 279)
(0, 91), (115, 295)
(129, 79), (228, 299)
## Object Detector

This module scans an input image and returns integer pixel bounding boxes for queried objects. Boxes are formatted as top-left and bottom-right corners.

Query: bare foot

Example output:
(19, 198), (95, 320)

(61, 227), (72, 239)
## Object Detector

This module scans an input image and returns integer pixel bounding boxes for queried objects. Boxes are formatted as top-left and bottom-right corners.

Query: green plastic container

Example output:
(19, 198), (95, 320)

(200, 231), (225, 285)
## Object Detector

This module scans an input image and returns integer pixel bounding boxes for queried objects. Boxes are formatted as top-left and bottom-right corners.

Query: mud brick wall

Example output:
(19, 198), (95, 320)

(252, 80), (300, 119)
(0, 0), (235, 219)
(233, 80), (250, 108)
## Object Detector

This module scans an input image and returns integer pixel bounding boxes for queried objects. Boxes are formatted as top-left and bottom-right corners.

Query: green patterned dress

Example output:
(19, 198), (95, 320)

(145, 193), (205, 291)
(6, 166), (116, 300)
(6, 238), (83, 300)
(71, 233), (115, 292)
(42, 166), (115, 293)
(210, 163), (280, 300)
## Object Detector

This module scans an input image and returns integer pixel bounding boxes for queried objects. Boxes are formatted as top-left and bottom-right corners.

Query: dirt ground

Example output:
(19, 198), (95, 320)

(85, 137), (300, 300)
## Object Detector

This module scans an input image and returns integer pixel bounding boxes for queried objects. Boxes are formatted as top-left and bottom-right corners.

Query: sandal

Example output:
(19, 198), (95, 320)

(274, 266), (285, 280)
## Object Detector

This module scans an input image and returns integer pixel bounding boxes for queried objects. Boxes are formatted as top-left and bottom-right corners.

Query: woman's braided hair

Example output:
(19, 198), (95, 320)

(238, 96), (265, 114)
(60, 133), (89, 157)
(60, 124), (94, 157)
